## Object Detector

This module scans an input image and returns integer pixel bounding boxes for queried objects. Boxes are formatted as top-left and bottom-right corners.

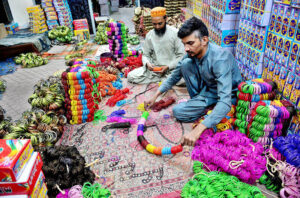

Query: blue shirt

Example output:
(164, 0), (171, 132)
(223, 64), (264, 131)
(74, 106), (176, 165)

(158, 43), (242, 128)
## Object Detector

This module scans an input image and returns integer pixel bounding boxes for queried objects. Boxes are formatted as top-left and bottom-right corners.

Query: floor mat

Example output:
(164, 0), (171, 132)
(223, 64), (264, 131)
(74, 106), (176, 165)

(57, 81), (194, 197)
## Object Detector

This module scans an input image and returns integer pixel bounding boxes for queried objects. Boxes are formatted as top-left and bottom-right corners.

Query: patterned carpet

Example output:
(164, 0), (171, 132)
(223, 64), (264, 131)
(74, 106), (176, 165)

(57, 80), (195, 197)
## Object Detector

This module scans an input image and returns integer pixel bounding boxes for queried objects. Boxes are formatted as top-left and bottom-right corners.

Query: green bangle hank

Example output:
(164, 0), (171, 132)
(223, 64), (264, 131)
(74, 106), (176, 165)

(142, 111), (149, 119)
(181, 161), (265, 198)
(82, 182), (111, 198)
(93, 110), (107, 125)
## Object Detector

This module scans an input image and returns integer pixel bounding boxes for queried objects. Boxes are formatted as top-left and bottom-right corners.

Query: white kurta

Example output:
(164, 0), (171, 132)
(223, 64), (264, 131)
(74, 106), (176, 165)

(128, 25), (185, 84)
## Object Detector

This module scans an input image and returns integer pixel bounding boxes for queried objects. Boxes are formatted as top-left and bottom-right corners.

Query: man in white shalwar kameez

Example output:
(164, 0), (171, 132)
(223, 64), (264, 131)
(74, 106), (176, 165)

(128, 7), (185, 84)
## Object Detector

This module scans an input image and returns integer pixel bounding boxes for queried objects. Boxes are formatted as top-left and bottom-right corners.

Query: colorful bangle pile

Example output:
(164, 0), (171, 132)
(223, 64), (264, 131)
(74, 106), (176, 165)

(61, 59), (102, 124)
(137, 111), (183, 155)
(181, 161), (265, 198)
(192, 129), (266, 184)
(193, 106), (236, 132)
(248, 100), (290, 143)
(106, 22), (138, 61)
(235, 79), (277, 134)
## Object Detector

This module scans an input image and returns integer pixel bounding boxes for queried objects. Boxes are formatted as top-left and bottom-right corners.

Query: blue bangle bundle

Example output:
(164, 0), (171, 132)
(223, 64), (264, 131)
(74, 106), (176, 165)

(273, 134), (300, 168)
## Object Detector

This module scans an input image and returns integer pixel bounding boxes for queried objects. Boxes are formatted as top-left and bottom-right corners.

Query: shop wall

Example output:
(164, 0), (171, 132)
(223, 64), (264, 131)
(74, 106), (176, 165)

(8, 0), (35, 28)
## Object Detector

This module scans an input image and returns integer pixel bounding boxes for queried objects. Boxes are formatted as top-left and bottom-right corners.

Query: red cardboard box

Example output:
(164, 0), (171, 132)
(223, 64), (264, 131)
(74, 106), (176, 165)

(0, 140), (34, 182)
(0, 152), (43, 196)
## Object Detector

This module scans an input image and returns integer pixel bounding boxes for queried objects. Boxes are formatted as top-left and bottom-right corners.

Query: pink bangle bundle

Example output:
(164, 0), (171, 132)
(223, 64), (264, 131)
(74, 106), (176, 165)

(192, 129), (266, 184)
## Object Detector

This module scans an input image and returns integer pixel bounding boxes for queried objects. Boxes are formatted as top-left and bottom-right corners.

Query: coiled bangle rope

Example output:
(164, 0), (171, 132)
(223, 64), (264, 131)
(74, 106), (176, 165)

(137, 111), (183, 155)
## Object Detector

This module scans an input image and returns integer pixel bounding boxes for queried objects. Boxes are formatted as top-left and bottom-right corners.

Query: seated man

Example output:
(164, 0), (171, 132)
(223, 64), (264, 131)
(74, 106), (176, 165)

(128, 7), (185, 84)
(145, 17), (242, 146)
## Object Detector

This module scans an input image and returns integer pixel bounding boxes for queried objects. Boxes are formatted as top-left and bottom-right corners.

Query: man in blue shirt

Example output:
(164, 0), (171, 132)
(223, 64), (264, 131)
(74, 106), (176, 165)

(144, 17), (242, 146)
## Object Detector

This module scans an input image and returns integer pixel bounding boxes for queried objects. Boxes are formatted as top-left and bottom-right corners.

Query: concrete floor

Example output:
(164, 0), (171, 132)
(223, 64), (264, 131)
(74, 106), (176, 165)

(0, 8), (134, 120)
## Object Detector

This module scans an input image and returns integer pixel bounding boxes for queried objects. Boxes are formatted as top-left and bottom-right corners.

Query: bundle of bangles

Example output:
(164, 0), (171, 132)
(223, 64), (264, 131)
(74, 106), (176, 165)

(247, 100), (291, 143)
(192, 129), (267, 184)
(235, 79), (277, 134)
(106, 22), (138, 61)
(181, 161), (265, 198)
(137, 111), (183, 155)
(61, 59), (102, 124)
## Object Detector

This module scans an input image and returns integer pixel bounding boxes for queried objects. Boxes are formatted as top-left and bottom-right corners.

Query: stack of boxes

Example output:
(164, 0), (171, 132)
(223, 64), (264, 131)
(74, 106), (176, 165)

(41, 0), (59, 30)
(262, 3), (300, 109)
(26, 5), (48, 33)
(235, 0), (273, 79)
(199, 0), (241, 53)
(53, 0), (73, 29)
(73, 19), (90, 40)
(0, 139), (47, 197)
(185, 0), (194, 19)
(235, 20), (268, 79)
(193, 0), (202, 19)
(165, 0), (186, 17)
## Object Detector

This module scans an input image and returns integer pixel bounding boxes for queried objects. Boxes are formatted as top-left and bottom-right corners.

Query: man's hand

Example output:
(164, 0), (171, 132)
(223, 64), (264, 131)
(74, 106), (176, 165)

(146, 63), (154, 71)
(144, 90), (162, 110)
(144, 97), (156, 110)
(181, 123), (207, 146)
(153, 66), (169, 74)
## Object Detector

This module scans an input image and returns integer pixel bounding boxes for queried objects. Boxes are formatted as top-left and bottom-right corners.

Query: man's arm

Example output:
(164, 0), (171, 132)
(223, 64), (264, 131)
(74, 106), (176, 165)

(158, 57), (184, 93)
(201, 53), (234, 128)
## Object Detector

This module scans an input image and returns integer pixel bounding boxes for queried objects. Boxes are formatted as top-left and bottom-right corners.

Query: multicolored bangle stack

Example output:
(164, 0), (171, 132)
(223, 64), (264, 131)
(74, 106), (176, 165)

(61, 59), (101, 124)
(137, 111), (183, 155)
(248, 100), (290, 143)
(235, 79), (276, 134)
(106, 22), (139, 61)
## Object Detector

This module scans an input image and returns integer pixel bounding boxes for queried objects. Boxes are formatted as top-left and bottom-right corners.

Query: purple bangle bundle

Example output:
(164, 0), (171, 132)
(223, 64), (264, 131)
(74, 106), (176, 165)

(192, 129), (266, 184)
(273, 134), (300, 168)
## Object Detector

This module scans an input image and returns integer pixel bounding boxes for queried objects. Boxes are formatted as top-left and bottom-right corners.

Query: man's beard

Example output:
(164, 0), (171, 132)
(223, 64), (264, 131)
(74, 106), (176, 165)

(154, 24), (167, 37)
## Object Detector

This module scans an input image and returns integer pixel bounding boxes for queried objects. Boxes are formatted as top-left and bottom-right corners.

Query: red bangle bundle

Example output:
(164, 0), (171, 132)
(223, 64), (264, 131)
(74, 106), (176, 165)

(151, 97), (176, 112)
(106, 88), (130, 107)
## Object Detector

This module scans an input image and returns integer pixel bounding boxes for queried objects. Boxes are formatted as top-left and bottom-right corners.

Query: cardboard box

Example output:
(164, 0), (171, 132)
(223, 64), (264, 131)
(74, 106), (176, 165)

(283, 71), (296, 99)
(74, 29), (90, 40)
(290, 75), (300, 105)
(0, 140), (34, 182)
(0, 152), (43, 196)
(3, 182), (47, 198)
(30, 170), (46, 198)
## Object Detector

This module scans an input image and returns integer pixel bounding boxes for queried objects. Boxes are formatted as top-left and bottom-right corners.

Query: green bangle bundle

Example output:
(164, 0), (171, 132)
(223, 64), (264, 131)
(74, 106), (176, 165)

(82, 182), (111, 198)
(181, 161), (265, 198)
